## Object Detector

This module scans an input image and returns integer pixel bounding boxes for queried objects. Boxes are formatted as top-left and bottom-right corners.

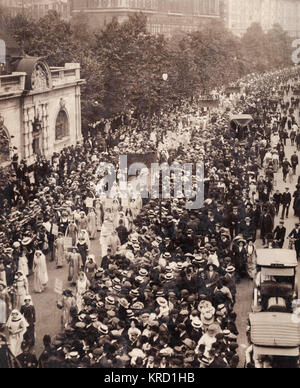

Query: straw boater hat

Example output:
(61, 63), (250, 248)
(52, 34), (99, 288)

(191, 318), (203, 329)
(226, 266), (235, 274)
(113, 284), (122, 293)
(21, 237), (33, 246)
(156, 297), (168, 307)
(139, 268), (148, 277)
(164, 273), (174, 280)
(131, 302), (144, 311)
(105, 296), (115, 305)
(99, 324), (109, 335)
(119, 298), (130, 309)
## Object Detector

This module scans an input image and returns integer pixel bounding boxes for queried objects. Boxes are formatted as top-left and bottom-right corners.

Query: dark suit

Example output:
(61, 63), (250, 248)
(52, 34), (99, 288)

(289, 228), (300, 259)
(281, 192), (292, 219)
(273, 226), (286, 248)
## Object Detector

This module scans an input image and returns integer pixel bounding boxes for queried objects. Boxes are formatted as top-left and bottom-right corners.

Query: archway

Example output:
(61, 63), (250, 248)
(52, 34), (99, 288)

(55, 110), (69, 140)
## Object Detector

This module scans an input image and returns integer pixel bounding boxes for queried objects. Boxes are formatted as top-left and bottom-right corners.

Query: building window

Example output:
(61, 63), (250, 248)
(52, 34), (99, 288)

(0, 126), (10, 165)
(55, 110), (69, 140)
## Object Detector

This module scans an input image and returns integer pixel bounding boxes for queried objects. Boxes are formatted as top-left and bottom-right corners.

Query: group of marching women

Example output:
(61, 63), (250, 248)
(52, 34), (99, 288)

(0, 65), (300, 367)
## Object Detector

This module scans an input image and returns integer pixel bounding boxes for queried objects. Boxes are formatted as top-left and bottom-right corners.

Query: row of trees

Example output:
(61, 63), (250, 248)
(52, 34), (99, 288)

(0, 10), (294, 127)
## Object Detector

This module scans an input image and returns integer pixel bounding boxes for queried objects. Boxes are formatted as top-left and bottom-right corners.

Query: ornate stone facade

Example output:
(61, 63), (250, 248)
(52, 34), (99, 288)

(0, 57), (84, 166)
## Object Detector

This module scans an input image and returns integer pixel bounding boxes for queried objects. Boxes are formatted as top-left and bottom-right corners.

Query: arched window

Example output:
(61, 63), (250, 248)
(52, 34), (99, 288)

(55, 110), (69, 140)
(0, 126), (10, 164)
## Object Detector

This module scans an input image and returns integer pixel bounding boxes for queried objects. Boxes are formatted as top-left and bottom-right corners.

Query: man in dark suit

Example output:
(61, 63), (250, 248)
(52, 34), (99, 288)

(273, 221), (286, 248)
(291, 151), (299, 175)
(273, 190), (282, 216)
(281, 187), (292, 219)
(289, 223), (300, 259)
(282, 158), (292, 183)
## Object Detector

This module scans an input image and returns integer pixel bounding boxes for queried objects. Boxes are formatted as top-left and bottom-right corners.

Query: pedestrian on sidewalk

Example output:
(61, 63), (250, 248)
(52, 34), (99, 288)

(273, 190), (282, 216)
(273, 221), (286, 248)
(282, 158), (292, 183)
(291, 151), (299, 175)
(290, 127), (297, 146)
(281, 187), (292, 219)
(20, 296), (36, 348)
(296, 131), (300, 151)
(260, 209), (273, 246)
(288, 223), (300, 260)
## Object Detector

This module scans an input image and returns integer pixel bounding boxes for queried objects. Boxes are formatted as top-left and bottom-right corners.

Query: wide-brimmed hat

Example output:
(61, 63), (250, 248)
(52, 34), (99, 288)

(131, 302), (144, 310)
(201, 312), (215, 325)
(99, 324), (109, 334)
(198, 300), (212, 312)
(119, 298), (130, 309)
(156, 297), (168, 306)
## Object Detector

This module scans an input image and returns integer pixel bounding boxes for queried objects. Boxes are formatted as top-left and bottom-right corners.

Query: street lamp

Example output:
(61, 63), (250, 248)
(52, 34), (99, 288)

(158, 73), (169, 229)
(159, 73), (169, 146)
(162, 73), (168, 82)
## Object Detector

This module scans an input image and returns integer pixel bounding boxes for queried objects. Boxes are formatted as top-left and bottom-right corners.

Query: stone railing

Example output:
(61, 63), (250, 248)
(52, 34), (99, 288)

(50, 63), (81, 87)
(0, 72), (26, 96)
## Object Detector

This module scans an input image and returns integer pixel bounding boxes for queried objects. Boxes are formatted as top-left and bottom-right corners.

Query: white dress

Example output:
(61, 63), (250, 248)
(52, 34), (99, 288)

(18, 255), (29, 277)
(76, 278), (89, 312)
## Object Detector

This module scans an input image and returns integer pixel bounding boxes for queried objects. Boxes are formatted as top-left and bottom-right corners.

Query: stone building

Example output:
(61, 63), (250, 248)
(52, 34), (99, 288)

(70, 0), (221, 37)
(222, 0), (300, 38)
(0, 0), (71, 20)
(0, 54), (84, 167)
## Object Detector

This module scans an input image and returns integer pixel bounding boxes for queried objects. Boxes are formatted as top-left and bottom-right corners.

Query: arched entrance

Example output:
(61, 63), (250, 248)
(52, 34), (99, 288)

(55, 110), (69, 141)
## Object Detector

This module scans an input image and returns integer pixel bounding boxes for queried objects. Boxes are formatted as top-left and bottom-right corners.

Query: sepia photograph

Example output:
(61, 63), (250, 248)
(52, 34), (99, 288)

(0, 0), (300, 372)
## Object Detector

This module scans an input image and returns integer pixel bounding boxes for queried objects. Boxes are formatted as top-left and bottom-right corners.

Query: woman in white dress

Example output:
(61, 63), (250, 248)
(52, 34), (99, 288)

(246, 240), (257, 280)
(87, 208), (97, 240)
(33, 250), (48, 293)
(13, 271), (29, 310)
(6, 309), (28, 357)
(76, 271), (90, 312)
(99, 220), (114, 258)
(95, 199), (103, 232)
(18, 249), (29, 278)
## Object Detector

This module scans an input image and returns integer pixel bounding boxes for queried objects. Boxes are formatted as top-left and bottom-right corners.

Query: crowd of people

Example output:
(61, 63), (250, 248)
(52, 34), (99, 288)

(0, 65), (300, 368)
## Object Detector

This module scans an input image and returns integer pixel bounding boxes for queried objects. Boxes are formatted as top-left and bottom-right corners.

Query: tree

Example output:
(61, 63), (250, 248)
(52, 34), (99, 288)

(266, 24), (292, 69)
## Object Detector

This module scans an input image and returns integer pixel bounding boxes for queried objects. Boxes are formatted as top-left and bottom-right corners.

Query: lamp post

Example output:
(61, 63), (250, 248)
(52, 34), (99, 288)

(158, 73), (168, 230)
(159, 73), (168, 147)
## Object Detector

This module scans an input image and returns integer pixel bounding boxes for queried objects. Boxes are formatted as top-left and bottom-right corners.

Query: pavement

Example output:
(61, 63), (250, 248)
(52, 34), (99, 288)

(236, 87), (300, 367)
(28, 87), (300, 367)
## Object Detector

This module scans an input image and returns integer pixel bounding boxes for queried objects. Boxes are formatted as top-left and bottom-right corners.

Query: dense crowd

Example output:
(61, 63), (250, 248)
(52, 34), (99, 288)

(0, 65), (300, 368)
